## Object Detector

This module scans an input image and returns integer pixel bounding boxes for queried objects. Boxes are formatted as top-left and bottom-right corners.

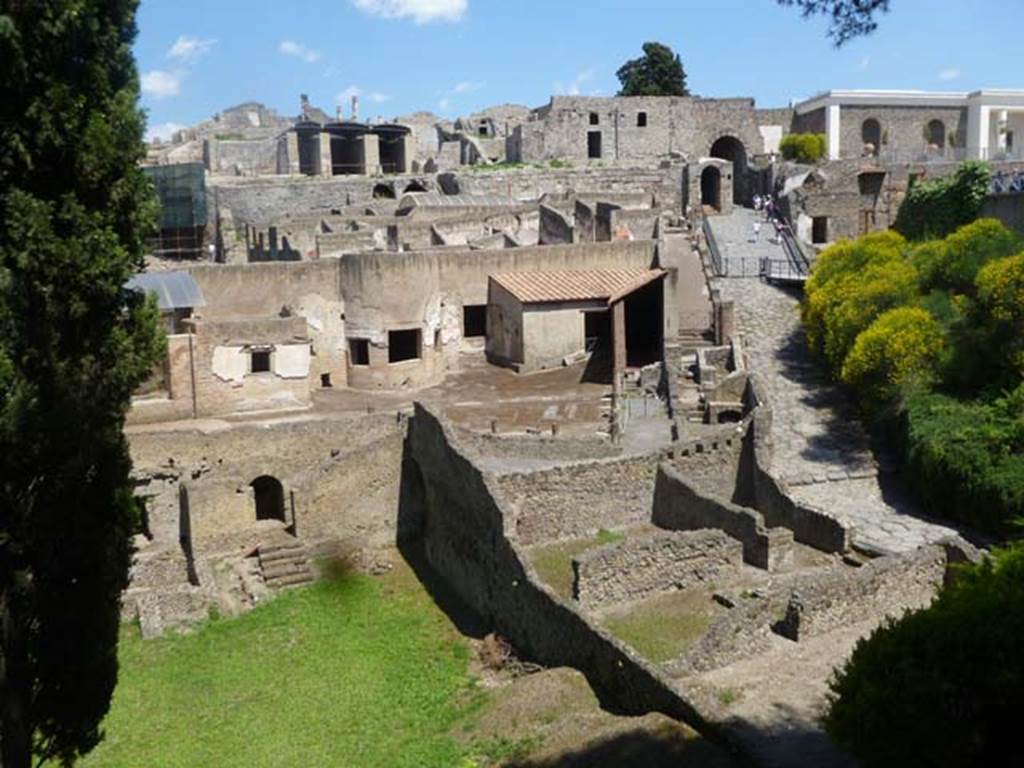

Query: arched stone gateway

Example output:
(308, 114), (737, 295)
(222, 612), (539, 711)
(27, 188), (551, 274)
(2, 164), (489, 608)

(373, 183), (396, 200)
(700, 165), (721, 211)
(709, 136), (747, 205)
(251, 475), (286, 523)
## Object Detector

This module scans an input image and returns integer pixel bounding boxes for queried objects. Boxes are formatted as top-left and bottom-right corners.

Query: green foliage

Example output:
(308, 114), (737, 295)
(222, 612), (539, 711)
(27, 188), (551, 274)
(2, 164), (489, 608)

(825, 543), (1024, 766)
(841, 307), (944, 403)
(894, 161), (992, 241)
(803, 219), (1024, 534)
(802, 230), (914, 374)
(779, 132), (827, 163)
(83, 572), (484, 768)
(914, 218), (1020, 294)
(900, 388), (1024, 533)
(0, 2), (163, 765)
(777, 0), (891, 46)
(616, 42), (689, 97)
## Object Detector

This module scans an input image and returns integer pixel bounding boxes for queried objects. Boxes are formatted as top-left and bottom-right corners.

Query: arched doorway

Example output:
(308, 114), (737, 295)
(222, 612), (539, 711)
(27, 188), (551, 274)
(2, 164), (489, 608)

(926, 119), (945, 150)
(373, 183), (396, 199)
(861, 119), (881, 156)
(251, 476), (285, 523)
(403, 180), (427, 193)
(709, 136), (747, 205)
(700, 165), (721, 211)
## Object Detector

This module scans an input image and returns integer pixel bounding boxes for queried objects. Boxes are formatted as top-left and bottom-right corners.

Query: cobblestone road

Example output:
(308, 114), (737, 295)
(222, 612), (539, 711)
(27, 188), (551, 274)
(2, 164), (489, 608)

(707, 210), (960, 554)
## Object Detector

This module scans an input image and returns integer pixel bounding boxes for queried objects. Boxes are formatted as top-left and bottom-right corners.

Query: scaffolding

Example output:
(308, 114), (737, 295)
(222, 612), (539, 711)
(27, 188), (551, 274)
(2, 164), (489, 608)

(143, 162), (208, 259)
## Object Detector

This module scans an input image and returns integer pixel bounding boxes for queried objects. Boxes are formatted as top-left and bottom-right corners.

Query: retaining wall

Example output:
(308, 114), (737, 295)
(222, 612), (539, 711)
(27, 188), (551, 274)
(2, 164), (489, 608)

(572, 529), (743, 609)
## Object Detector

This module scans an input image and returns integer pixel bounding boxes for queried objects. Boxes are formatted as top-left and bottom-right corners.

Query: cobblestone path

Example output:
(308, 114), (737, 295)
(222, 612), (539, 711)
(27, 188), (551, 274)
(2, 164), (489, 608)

(707, 210), (960, 554)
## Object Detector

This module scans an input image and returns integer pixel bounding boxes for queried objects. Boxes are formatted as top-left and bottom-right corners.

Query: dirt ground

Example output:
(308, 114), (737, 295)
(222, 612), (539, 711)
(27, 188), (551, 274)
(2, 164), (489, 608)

(456, 665), (741, 768)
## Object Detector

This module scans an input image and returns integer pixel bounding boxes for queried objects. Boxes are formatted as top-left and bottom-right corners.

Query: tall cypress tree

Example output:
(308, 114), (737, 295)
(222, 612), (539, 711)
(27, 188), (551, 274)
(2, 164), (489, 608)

(0, 2), (164, 765)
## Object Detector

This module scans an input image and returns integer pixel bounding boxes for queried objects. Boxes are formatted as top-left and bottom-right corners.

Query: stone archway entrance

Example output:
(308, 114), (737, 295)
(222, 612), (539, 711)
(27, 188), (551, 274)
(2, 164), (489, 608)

(709, 136), (747, 205)
(700, 165), (721, 211)
(251, 475), (286, 523)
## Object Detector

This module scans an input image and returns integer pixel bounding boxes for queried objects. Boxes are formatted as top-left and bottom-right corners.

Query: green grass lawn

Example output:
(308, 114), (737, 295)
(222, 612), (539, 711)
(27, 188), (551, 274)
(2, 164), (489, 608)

(600, 590), (719, 664)
(527, 529), (624, 600)
(84, 565), (484, 768)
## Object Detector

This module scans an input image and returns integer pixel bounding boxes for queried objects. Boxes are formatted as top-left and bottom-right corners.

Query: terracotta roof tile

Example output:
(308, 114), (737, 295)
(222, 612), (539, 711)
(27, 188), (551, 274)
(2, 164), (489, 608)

(490, 268), (665, 305)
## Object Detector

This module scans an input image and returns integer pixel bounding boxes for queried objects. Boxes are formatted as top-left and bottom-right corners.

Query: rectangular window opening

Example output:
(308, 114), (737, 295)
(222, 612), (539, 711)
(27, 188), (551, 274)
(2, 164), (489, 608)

(250, 349), (271, 373)
(589, 112), (599, 126)
(637, 112), (647, 127)
(812, 216), (829, 244)
(388, 329), (421, 363)
(463, 305), (487, 338)
(349, 338), (370, 366)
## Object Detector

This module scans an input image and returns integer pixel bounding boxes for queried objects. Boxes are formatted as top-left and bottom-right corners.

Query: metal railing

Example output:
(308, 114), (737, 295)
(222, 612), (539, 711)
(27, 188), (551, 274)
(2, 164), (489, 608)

(761, 258), (808, 283)
(840, 147), (969, 164)
(778, 222), (813, 275)
(702, 216), (724, 276)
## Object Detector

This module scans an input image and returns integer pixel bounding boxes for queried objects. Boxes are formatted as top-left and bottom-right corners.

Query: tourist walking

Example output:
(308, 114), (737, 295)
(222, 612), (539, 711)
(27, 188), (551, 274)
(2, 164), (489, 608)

(750, 219), (761, 243)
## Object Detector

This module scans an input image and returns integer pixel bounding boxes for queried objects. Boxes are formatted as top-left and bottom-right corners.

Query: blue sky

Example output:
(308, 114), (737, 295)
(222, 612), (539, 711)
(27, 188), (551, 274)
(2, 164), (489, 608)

(136, 0), (1024, 141)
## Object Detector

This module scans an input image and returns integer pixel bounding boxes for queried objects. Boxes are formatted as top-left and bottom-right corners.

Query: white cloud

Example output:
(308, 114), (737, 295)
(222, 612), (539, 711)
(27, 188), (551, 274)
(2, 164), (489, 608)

(938, 67), (961, 81)
(555, 68), (594, 96)
(436, 80), (482, 112)
(145, 121), (186, 143)
(338, 85), (363, 103)
(352, 0), (467, 24)
(280, 39), (321, 63)
(369, 92), (391, 103)
(858, 56), (870, 70)
(141, 70), (181, 98)
(167, 36), (216, 62)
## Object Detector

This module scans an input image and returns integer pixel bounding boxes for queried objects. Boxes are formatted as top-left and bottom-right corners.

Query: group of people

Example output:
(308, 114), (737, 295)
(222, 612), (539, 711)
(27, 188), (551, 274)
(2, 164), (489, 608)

(990, 170), (1024, 194)
(750, 193), (783, 243)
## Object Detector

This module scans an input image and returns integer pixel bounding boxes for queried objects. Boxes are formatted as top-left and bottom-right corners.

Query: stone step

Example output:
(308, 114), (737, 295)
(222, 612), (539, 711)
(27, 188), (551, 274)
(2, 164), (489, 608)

(259, 545), (306, 563)
(265, 570), (315, 588)
(262, 560), (310, 580)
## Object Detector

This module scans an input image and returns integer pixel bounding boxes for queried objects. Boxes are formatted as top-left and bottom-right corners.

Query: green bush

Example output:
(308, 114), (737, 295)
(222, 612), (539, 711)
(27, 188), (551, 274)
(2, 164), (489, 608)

(803, 231), (916, 375)
(779, 132), (826, 163)
(825, 544), (1024, 767)
(901, 388), (1024, 533)
(841, 307), (944, 403)
(894, 161), (992, 241)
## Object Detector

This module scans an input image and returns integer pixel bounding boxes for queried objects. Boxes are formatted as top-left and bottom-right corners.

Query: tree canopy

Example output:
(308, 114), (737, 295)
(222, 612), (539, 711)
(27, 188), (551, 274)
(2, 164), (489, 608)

(0, 2), (163, 766)
(777, 0), (891, 46)
(616, 42), (689, 97)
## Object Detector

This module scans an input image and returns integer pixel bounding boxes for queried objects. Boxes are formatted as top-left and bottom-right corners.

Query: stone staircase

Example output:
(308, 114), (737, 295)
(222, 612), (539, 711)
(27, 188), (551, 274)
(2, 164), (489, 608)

(257, 538), (315, 590)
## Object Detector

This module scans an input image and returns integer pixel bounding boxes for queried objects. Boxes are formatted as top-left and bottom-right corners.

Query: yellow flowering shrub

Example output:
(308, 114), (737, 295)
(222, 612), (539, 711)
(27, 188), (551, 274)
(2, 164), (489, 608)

(841, 307), (944, 401)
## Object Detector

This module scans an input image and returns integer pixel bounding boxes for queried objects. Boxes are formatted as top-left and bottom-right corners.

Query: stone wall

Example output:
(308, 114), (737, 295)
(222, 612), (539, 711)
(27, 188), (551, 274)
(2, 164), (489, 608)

(741, 375), (851, 554)
(450, 426), (622, 462)
(404, 403), (711, 726)
(776, 545), (946, 641)
(510, 96), (771, 170)
(674, 545), (949, 674)
(836, 105), (967, 159)
(496, 452), (664, 546)
(572, 529), (743, 609)
(982, 192), (1024, 235)
(539, 203), (575, 244)
(129, 412), (403, 546)
(652, 463), (793, 571)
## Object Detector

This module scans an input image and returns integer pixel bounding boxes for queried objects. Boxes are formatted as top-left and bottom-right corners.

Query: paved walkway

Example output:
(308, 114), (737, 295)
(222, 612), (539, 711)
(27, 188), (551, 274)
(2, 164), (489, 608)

(705, 207), (786, 277)
(709, 209), (960, 554)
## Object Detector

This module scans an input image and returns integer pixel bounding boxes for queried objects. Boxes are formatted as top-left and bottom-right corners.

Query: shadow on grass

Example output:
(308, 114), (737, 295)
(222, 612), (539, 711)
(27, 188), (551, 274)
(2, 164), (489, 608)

(505, 723), (742, 768)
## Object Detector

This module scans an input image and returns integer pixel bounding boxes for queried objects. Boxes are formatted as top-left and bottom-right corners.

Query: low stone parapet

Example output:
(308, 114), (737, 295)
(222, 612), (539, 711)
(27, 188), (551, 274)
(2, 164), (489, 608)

(572, 529), (743, 609)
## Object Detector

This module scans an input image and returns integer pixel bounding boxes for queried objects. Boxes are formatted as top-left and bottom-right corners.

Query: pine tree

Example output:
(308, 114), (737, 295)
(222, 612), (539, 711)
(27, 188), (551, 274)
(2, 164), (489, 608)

(616, 42), (689, 97)
(0, 2), (164, 765)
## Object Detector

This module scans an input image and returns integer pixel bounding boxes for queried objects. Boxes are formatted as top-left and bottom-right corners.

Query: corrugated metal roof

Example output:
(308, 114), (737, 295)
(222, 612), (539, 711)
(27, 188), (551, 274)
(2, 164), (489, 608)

(125, 271), (206, 310)
(491, 268), (665, 305)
